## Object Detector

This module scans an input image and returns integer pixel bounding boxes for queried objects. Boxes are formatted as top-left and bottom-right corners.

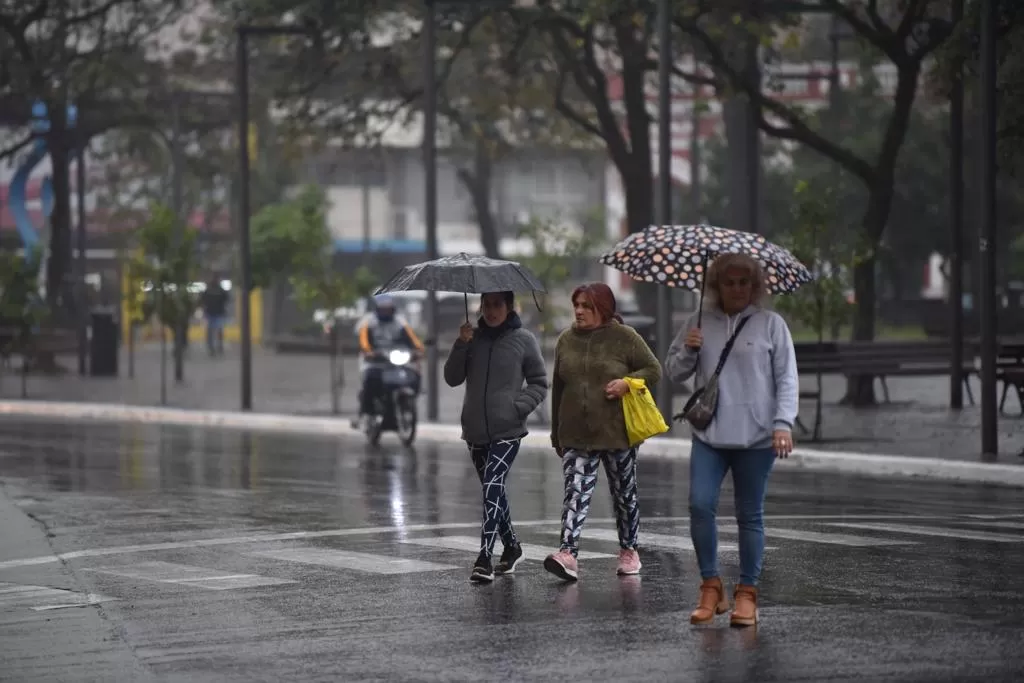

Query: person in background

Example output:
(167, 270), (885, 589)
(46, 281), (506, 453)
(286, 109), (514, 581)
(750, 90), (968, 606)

(201, 277), (230, 356)
(444, 292), (548, 583)
(353, 295), (424, 428)
(665, 252), (798, 628)
(544, 282), (662, 582)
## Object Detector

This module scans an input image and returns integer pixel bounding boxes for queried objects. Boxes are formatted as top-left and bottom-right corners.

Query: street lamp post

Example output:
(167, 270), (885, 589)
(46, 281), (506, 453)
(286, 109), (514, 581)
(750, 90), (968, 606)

(978, 0), (998, 458)
(236, 23), (313, 412)
(949, 0), (965, 410)
(423, 0), (440, 422)
(655, 0), (673, 422)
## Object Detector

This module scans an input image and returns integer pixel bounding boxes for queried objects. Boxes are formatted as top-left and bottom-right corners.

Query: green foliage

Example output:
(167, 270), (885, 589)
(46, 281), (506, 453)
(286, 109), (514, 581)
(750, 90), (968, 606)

(252, 183), (376, 316)
(774, 181), (860, 342)
(517, 216), (604, 335)
(251, 185), (333, 290)
(124, 203), (202, 331)
(0, 249), (47, 357)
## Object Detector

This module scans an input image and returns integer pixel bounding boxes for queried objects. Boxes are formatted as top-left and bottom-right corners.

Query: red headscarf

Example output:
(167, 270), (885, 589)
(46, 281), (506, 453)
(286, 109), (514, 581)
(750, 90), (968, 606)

(571, 282), (624, 325)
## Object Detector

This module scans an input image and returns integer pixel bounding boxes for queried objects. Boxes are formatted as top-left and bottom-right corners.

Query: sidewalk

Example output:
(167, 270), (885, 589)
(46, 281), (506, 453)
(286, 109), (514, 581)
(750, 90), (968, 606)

(1, 343), (1022, 469)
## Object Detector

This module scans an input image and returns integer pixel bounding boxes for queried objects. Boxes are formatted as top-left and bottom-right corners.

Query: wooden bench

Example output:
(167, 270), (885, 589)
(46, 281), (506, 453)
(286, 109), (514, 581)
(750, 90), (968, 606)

(0, 325), (79, 369)
(797, 340), (979, 401)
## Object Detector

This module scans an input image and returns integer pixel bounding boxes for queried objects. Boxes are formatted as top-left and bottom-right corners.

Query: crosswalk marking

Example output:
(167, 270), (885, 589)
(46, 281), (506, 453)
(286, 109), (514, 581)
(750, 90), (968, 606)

(400, 535), (616, 560)
(717, 526), (917, 547)
(249, 547), (459, 575)
(0, 582), (116, 611)
(827, 522), (1024, 543)
(561, 528), (745, 552)
(84, 561), (296, 590)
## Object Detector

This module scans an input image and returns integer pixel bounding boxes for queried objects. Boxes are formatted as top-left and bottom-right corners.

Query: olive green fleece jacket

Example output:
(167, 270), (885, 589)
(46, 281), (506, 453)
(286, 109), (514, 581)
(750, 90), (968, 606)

(550, 321), (663, 452)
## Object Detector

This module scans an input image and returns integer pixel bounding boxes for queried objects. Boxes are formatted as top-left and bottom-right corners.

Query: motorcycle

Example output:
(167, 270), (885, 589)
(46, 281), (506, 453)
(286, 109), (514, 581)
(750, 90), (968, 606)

(364, 348), (420, 447)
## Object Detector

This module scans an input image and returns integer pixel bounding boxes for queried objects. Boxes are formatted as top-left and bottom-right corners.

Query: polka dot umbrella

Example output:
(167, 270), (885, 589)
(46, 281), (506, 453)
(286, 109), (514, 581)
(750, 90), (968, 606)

(599, 224), (814, 322)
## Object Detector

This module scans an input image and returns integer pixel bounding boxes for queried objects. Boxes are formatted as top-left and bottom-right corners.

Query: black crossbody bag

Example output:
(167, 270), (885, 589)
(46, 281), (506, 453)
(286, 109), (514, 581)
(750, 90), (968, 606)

(674, 316), (751, 430)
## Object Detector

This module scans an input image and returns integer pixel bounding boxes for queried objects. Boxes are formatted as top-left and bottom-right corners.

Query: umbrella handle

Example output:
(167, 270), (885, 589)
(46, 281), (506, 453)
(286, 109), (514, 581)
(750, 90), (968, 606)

(464, 292), (469, 324)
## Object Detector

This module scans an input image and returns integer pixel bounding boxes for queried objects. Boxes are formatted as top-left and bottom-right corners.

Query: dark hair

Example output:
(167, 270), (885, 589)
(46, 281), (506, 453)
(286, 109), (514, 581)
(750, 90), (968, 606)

(482, 291), (515, 308)
(571, 282), (623, 324)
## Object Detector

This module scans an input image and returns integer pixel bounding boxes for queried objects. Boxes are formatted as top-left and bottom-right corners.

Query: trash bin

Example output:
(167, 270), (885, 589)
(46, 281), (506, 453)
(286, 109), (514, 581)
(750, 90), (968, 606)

(90, 309), (119, 377)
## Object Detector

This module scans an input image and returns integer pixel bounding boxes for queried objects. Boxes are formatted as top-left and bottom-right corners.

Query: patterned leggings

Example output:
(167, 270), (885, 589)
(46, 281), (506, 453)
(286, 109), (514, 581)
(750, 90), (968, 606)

(470, 438), (522, 560)
(559, 448), (640, 556)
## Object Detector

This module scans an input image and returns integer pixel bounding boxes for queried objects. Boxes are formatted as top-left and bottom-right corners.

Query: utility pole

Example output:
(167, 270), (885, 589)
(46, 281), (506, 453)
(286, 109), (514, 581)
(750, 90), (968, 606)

(978, 0), (998, 459)
(654, 0), (673, 422)
(949, 0), (965, 410)
(423, 0), (440, 422)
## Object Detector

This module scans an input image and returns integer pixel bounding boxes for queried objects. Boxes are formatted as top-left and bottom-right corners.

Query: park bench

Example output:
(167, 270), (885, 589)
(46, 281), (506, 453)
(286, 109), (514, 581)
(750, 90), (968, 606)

(0, 325), (79, 370)
(795, 340), (979, 404)
(995, 342), (1024, 414)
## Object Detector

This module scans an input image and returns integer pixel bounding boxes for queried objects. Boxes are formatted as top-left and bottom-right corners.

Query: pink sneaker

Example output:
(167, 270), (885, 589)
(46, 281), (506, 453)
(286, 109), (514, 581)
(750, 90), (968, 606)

(543, 550), (579, 581)
(616, 548), (641, 575)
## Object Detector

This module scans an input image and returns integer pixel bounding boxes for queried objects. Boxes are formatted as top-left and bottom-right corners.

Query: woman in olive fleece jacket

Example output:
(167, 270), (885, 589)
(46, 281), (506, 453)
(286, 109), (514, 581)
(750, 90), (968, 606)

(543, 283), (662, 582)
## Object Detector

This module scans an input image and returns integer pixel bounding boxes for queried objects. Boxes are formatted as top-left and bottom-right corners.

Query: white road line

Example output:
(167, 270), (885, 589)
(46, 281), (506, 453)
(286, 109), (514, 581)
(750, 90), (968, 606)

(0, 582), (117, 610)
(827, 522), (1024, 543)
(717, 526), (917, 547)
(0, 515), (954, 571)
(538, 528), (745, 552)
(84, 561), (296, 590)
(249, 547), (458, 575)
(399, 535), (615, 560)
(959, 520), (1024, 530)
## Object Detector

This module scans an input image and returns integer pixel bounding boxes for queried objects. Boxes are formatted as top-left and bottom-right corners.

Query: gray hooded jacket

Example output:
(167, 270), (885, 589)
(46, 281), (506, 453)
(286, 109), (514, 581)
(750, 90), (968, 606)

(443, 313), (549, 445)
(666, 305), (798, 449)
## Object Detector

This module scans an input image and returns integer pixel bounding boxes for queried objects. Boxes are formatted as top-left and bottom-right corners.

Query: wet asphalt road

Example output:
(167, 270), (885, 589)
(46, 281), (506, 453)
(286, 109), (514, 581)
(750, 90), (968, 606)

(0, 417), (1022, 683)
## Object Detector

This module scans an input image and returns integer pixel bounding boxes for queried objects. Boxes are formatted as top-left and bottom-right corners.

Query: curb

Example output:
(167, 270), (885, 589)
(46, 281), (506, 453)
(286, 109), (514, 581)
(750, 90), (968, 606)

(1, 400), (1023, 488)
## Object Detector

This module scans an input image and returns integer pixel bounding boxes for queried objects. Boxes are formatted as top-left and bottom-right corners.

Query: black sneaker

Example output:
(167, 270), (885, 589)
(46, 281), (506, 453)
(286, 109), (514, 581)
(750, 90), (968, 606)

(494, 543), (524, 575)
(470, 554), (494, 583)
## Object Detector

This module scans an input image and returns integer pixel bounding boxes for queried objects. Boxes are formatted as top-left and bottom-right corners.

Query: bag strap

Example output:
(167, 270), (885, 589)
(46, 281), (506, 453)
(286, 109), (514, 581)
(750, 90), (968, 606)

(710, 315), (752, 378)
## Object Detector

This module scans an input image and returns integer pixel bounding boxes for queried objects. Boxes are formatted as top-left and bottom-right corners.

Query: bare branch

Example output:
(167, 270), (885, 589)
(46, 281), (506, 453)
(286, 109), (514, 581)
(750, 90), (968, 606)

(552, 66), (603, 141)
(685, 24), (876, 183)
(0, 131), (34, 163)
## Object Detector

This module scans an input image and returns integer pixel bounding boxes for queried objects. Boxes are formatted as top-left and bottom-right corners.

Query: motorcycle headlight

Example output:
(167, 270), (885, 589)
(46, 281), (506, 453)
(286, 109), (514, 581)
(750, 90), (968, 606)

(389, 349), (411, 365)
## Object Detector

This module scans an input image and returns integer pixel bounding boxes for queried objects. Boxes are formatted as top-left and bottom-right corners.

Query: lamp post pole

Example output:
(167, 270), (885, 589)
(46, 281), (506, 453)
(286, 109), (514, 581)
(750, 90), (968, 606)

(236, 23), (313, 411)
(655, 0), (673, 422)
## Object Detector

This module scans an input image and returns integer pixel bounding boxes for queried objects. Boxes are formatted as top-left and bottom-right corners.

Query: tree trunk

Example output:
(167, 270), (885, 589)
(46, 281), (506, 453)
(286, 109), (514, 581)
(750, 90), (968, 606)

(456, 142), (500, 259)
(842, 255), (878, 405)
(46, 140), (72, 315)
(623, 165), (657, 317)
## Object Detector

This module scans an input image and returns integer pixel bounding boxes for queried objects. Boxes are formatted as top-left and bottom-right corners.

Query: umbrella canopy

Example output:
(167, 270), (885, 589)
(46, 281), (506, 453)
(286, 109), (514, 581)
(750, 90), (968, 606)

(374, 252), (546, 321)
(375, 252), (546, 295)
(599, 224), (813, 294)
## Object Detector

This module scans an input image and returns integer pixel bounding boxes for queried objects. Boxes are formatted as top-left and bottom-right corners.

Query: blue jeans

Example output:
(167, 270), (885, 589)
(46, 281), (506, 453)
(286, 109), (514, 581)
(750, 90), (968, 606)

(689, 438), (776, 586)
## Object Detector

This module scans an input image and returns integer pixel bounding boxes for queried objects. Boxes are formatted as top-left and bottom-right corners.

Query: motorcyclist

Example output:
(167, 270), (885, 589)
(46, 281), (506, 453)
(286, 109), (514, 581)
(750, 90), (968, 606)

(352, 295), (424, 427)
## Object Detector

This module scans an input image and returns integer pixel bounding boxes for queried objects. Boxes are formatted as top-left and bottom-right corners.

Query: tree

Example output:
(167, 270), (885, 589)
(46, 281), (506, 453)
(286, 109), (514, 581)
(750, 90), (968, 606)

(124, 203), (202, 384)
(938, 0), (1024, 176)
(0, 248), (47, 398)
(774, 181), (858, 440)
(0, 1), (200, 312)
(252, 184), (376, 414)
(676, 2), (954, 405)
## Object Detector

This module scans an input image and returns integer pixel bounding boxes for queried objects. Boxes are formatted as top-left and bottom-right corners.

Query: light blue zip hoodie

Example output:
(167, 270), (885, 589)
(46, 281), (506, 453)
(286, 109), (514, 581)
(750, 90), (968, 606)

(665, 305), (799, 449)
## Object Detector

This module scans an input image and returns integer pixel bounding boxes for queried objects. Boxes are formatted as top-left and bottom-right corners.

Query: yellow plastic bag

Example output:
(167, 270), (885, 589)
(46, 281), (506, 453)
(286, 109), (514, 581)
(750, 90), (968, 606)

(622, 377), (669, 446)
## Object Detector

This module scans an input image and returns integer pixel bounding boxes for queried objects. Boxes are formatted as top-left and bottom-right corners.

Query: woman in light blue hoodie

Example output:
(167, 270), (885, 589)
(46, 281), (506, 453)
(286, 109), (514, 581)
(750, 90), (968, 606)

(666, 252), (798, 628)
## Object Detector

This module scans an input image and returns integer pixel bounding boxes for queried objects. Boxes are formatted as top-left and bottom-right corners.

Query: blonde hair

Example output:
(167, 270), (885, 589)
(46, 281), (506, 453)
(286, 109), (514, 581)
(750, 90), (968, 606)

(703, 252), (769, 310)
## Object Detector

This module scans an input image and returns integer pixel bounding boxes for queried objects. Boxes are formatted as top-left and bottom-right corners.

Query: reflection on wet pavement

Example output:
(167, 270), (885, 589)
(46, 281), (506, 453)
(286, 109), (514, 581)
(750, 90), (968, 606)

(0, 417), (1022, 682)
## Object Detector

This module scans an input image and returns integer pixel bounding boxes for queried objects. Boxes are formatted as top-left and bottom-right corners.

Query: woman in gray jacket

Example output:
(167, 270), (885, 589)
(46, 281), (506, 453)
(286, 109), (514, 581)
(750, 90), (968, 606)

(666, 253), (798, 627)
(444, 291), (548, 583)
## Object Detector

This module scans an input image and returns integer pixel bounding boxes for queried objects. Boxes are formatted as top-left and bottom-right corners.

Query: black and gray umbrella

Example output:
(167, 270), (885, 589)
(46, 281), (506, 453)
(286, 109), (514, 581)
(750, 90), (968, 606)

(374, 252), (546, 321)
